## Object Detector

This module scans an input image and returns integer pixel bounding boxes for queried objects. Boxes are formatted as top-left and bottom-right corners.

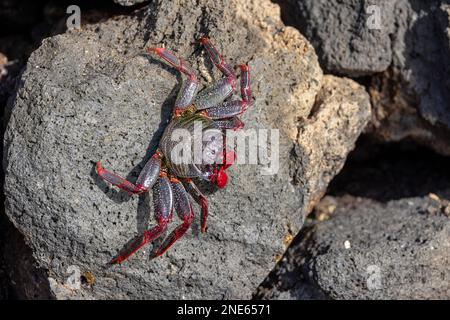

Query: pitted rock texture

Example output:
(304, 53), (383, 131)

(368, 1), (450, 156)
(276, 0), (396, 77)
(279, 0), (450, 156)
(256, 139), (450, 300)
(256, 197), (450, 300)
(293, 75), (371, 214)
(3, 0), (370, 299)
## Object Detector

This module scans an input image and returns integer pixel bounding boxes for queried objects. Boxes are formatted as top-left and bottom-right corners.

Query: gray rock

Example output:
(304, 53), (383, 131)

(3, 0), (370, 299)
(278, 0), (397, 77)
(392, 1), (450, 127)
(257, 197), (450, 299)
(281, 0), (450, 154)
(0, 213), (52, 299)
(368, 0), (450, 155)
(293, 75), (372, 214)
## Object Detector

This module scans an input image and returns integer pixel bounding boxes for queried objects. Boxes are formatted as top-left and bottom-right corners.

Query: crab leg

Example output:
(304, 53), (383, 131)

(198, 37), (236, 80)
(204, 100), (248, 119)
(202, 64), (252, 118)
(237, 64), (252, 105)
(147, 47), (197, 79)
(96, 152), (161, 194)
(110, 174), (173, 264)
(194, 37), (245, 110)
(183, 178), (209, 233)
(194, 77), (235, 110)
(153, 179), (194, 257)
(175, 78), (199, 110)
(147, 47), (199, 110)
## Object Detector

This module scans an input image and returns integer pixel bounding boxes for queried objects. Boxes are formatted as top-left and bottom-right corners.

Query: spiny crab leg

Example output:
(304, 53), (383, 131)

(202, 65), (252, 119)
(175, 77), (199, 110)
(204, 100), (248, 119)
(135, 152), (163, 190)
(147, 47), (199, 111)
(153, 179), (194, 257)
(198, 36), (236, 80)
(194, 77), (235, 110)
(183, 178), (209, 233)
(110, 174), (174, 264)
(96, 152), (162, 195)
(147, 47), (197, 80)
(194, 37), (238, 110)
(237, 64), (252, 105)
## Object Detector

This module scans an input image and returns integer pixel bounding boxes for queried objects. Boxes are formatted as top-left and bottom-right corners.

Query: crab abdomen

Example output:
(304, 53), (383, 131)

(159, 112), (222, 178)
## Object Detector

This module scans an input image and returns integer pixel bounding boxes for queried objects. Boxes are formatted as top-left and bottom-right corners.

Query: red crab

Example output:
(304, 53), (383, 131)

(96, 37), (252, 263)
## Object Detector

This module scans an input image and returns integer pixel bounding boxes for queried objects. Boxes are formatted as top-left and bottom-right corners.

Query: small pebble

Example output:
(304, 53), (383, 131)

(428, 193), (440, 202)
(344, 240), (351, 249)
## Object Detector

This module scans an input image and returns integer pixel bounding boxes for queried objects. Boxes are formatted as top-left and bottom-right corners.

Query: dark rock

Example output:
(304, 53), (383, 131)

(256, 137), (450, 300)
(279, 0), (450, 155)
(256, 197), (450, 299)
(3, 0), (370, 299)
(0, 0), (44, 33)
(368, 1), (450, 155)
(0, 212), (52, 299)
(277, 0), (397, 77)
(328, 136), (450, 202)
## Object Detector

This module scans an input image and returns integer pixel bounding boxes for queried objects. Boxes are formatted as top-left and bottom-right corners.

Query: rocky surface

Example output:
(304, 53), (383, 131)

(278, 0), (450, 156)
(368, 1), (450, 156)
(276, 0), (396, 77)
(256, 138), (450, 299)
(257, 196), (450, 299)
(293, 75), (371, 214)
(3, 0), (370, 299)
(0, 212), (53, 299)
(0, 0), (139, 299)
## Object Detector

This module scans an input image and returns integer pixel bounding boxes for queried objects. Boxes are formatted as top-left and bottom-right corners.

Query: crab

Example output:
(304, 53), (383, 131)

(96, 37), (252, 264)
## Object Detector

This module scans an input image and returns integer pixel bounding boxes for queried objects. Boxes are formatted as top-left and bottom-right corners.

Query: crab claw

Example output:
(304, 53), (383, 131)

(217, 167), (228, 188)
(208, 148), (234, 188)
(210, 166), (228, 189)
